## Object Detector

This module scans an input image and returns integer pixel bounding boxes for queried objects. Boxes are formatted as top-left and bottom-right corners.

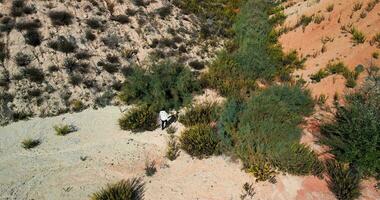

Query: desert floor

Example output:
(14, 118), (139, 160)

(0, 107), (378, 200)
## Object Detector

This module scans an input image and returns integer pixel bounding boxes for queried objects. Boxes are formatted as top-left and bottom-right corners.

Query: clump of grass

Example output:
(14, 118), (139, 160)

(48, 10), (73, 26)
(166, 135), (180, 161)
(310, 69), (329, 82)
(326, 160), (361, 200)
(370, 33), (380, 48)
(101, 34), (121, 49)
(23, 29), (43, 46)
(15, 19), (41, 31)
(350, 26), (366, 44)
(86, 18), (106, 30)
(296, 15), (313, 29)
(14, 52), (32, 67)
(48, 36), (77, 54)
(23, 67), (45, 83)
(118, 105), (157, 132)
(156, 5), (172, 19)
(179, 124), (219, 159)
(313, 14), (325, 24)
(352, 2), (363, 12)
(110, 15), (130, 24)
(326, 4), (334, 12)
(366, 0), (380, 12)
(90, 178), (144, 200)
(21, 138), (40, 149)
(144, 160), (157, 176)
(53, 124), (76, 136)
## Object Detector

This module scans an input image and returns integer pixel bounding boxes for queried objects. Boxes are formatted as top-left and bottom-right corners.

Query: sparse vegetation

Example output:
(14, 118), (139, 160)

(366, 0), (380, 12)
(53, 124), (77, 136)
(21, 138), (40, 149)
(23, 67), (44, 83)
(352, 2), (363, 12)
(14, 52), (32, 67)
(91, 178), (144, 200)
(48, 36), (77, 54)
(166, 135), (180, 161)
(144, 160), (157, 176)
(370, 33), (380, 48)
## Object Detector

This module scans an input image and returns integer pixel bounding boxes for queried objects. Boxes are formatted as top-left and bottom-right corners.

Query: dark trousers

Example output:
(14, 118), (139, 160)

(161, 120), (167, 130)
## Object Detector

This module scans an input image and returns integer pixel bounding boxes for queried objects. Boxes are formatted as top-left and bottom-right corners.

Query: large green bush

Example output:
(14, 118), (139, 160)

(217, 85), (321, 178)
(204, 0), (303, 98)
(119, 61), (200, 112)
(119, 105), (158, 132)
(179, 124), (219, 158)
(91, 178), (144, 200)
(320, 76), (380, 177)
(179, 103), (219, 127)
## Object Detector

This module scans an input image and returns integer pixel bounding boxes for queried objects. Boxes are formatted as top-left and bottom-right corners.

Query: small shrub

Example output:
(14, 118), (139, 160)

(21, 138), (40, 149)
(110, 15), (130, 24)
(48, 10), (73, 26)
(245, 157), (277, 182)
(15, 19), (41, 31)
(118, 105), (157, 132)
(86, 18), (106, 30)
(240, 182), (256, 200)
(48, 36), (77, 54)
(24, 29), (43, 46)
(11, 0), (26, 17)
(23, 67), (44, 83)
(71, 99), (84, 112)
(370, 33), (380, 48)
(179, 124), (219, 158)
(352, 2), (363, 12)
(179, 103), (219, 127)
(0, 17), (15, 33)
(326, 4), (334, 12)
(350, 27), (366, 44)
(296, 15), (313, 28)
(90, 178), (144, 200)
(326, 160), (361, 200)
(313, 14), (325, 24)
(53, 124), (77, 136)
(166, 135), (180, 161)
(102, 34), (121, 49)
(14, 52), (32, 67)
(188, 60), (205, 70)
(95, 90), (114, 108)
(372, 52), (379, 59)
(144, 160), (157, 176)
(310, 69), (329, 82)
(69, 73), (82, 85)
(75, 51), (92, 60)
(156, 5), (172, 19)
(85, 29), (96, 41)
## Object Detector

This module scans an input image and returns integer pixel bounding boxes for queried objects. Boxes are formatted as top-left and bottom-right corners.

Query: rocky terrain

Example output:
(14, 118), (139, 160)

(0, 0), (221, 125)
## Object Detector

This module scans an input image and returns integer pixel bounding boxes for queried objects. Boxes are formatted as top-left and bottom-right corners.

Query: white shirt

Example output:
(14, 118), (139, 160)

(159, 111), (169, 121)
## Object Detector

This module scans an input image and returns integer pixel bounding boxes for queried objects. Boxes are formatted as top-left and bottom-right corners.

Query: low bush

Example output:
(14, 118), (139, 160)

(0, 17), (15, 33)
(85, 29), (97, 41)
(179, 124), (219, 158)
(21, 138), (40, 149)
(48, 36), (77, 54)
(23, 29), (43, 46)
(11, 0), (26, 17)
(110, 15), (130, 24)
(15, 19), (41, 31)
(166, 135), (180, 161)
(48, 10), (73, 26)
(349, 26), (366, 44)
(91, 178), (144, 200)
(14, 52), (32, 67)
(23, 67), (44, 83)
(326, 160), (361, 200)
(86, 18), (106, 30)
(320, 80), (380, 176)
(144, 160), (157, 176)
(179, 103), (219, 127)
(188, 60), (205, 70)
(156, 5), (172, 19)
(310, 69), (329, 82)
(119, 61), (200, 111)
(53, 124), (77, 136)
(118, 105), (157, 132)
(370, 33), (380, 48)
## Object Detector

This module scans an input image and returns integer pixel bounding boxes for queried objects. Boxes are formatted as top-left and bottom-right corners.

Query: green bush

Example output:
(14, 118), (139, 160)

(91, 178), (144, 200)
(166, 135), (180, 161)
(21, 138), (40, 149)
(118, 105), (157, 132)
(326, 160), (361, 200)
(320, 83), (380, 176)
(120, 61), (200, 111)
(179, 124), (219, 158)
(54, 124), (76, 136)
(179, 103), (219, 127)
(218, 85), (320, 178)
(310, 69), (329, 82)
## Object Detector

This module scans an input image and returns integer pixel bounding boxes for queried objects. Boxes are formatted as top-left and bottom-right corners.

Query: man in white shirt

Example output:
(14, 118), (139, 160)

(159, 110), (170, 130)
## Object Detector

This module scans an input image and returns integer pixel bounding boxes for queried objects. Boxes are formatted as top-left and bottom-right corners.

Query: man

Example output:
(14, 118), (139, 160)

(159, 110), (170, 130)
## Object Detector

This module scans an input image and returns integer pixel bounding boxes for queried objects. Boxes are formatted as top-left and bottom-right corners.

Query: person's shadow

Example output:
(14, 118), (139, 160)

(165, 114), (177, 129)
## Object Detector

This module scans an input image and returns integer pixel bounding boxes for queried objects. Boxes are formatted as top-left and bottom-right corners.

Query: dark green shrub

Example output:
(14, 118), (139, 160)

(21, 138), (40, 149)
(15, 19), (41, 31)
(119, 61), (200, 111)
(14, 52), (32, 67)
(24, 29), (43, 46)
(23, 67), (44, 83)
(179, 124), (219, 158)
(179, 103), (219, 127)
(48, 36), (77, 54)
(48, 10), (73, 26)
(91, 178), (144, 200)
(110, 15), (130, 24)
(326, 160), (361, 200)
(320, 85), (380, 176)
(118, 105), (157, 132)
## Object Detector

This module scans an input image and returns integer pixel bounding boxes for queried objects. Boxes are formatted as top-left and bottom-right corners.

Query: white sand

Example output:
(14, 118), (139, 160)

(0, 106), (252, 200)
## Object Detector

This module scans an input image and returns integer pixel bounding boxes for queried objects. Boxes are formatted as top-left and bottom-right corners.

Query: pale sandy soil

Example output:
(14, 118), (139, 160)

(280, 0), (380, 105)
(0, 106), (337, 200)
